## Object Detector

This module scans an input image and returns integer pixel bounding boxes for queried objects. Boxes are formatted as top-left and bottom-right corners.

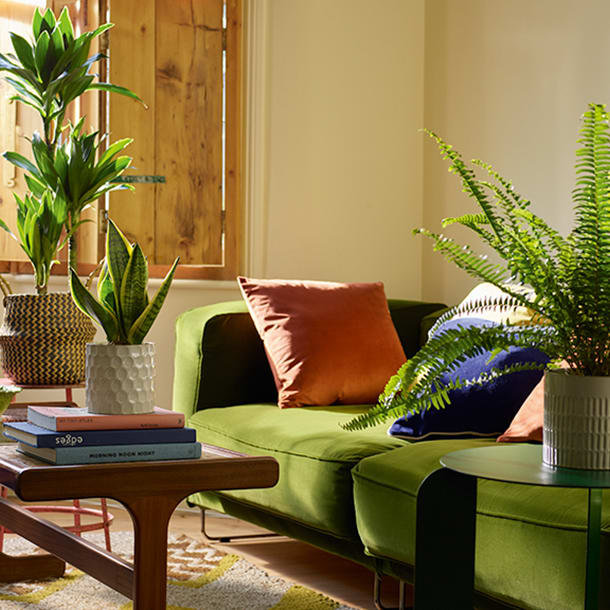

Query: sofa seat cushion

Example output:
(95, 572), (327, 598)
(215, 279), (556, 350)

(352, 439), (610, 609)
(188, 404), (404, 538)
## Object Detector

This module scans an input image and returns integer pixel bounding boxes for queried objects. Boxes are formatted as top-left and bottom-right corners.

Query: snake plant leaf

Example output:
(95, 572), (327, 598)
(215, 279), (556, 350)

(70, 268), (119, 342)
(97, 262), (117, 315)
(106, 219), (132, 316)
(128, 257), (179, 344)
(120, 243), (149, 335)
(9, 33), (35, 72)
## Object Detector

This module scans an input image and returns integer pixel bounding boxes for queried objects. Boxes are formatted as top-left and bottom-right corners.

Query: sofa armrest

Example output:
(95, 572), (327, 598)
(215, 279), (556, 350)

(172, 300), (277, 420)
(387, 299), (447, 357)
(172, 298), (448, 419)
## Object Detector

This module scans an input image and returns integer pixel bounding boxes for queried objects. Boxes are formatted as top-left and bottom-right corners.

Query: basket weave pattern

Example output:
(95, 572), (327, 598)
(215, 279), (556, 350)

(0, 293), (96, 385)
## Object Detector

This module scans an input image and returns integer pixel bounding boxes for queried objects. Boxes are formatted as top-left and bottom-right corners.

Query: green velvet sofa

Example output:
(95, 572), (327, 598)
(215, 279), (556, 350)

(172, 299), (610, 610)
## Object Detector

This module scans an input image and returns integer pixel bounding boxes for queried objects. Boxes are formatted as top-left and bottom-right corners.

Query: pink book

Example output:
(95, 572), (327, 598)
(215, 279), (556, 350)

(27, 406), (184, 432)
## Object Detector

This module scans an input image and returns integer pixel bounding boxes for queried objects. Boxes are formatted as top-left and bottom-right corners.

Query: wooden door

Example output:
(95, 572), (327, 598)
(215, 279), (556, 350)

(108, 0), (240, 278)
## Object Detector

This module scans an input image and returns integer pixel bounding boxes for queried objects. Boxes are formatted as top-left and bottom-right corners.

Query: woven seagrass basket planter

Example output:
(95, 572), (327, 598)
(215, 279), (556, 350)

(0, 293), (96, 385)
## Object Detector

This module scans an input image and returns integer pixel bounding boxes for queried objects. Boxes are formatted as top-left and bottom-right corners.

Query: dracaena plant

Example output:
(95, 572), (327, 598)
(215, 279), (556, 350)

(0, 7), (140, 154)
(69, 220), (179, 345)
(7, 118), (134, 270)
(0, 7), (142, 293)
(0, 190), (70, 294)
(344, 102), (610, 431)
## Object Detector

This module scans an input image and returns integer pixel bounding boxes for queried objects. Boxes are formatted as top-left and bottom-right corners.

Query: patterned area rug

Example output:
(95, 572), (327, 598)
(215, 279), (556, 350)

(0, 532), (357, 609)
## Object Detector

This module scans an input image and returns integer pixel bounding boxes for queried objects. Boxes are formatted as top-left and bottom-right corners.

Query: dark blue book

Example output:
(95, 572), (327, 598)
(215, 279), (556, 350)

(2, 421), (197, 448)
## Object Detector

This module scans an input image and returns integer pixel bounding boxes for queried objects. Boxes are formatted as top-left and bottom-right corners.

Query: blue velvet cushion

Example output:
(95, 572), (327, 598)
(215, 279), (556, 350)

(389, 317), (549, 440)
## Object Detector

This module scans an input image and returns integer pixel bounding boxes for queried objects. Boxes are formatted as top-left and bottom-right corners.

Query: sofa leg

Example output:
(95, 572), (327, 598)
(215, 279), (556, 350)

(374, 573), (409, 610)
(200, 509), (281, 543)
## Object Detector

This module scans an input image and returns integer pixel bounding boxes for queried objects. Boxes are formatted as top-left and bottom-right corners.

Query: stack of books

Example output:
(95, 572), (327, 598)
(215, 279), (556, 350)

(2, 406), (201, 465)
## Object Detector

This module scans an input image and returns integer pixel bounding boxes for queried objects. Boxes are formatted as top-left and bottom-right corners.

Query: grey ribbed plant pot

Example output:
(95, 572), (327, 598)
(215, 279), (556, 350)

(543, 369), (610, 470)
(86, 343), (155, 414)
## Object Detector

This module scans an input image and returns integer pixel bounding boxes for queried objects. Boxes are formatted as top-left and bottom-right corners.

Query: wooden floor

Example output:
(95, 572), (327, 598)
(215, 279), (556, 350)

(5, 497), (408, 610)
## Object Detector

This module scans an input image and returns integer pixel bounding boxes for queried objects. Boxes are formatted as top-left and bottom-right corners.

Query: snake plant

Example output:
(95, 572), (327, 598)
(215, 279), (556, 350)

(344, 102), (610, 431)
(69, 220), (179, 345)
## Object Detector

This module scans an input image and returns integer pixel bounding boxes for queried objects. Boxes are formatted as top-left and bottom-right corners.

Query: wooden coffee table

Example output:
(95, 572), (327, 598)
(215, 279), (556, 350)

(0, 443), (279, 609)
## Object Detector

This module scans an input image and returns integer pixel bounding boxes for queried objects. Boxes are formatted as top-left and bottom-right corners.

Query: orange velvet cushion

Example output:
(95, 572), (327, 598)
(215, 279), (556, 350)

(497, 363), (569, 443)
(238, 277), (407, 408)
(496, 376), (544, 442)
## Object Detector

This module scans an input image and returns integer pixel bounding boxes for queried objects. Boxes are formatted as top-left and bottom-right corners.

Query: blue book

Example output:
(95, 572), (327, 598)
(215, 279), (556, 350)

(3, 421), (197, 448)
(16, 441), (202, 465)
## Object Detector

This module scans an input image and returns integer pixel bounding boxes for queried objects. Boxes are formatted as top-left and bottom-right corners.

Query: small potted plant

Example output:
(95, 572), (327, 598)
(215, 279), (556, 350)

(0, 7), (141, 385)
(70, 220), (178, 414)
(344, 103), (610, 470)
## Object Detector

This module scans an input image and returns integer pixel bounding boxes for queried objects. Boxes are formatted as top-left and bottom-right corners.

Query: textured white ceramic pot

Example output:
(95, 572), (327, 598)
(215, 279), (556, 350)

(543, 369), (610, 470)
(86, 343), (155, 414)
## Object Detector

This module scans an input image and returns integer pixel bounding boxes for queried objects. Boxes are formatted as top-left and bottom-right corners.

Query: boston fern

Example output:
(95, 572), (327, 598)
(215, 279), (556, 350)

(344, 102), (610, 431)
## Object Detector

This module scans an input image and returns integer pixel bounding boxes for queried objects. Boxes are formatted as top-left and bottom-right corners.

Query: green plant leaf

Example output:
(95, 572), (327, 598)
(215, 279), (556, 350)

(57, 7), (75, 43)
(128, 257), (179, 344)
(32, 8), (43, 39)
(69, 268), (119, 342)
(120, 243), (149, 335)
(97, 262), (117, 315)
(105, 220), (132, 323)
(34, 30), (50, 81)
(89, 82), (147, 107)
(41, 9), (56, 35)
(9, 33), (36, 72)
(2, 151), (42, 179)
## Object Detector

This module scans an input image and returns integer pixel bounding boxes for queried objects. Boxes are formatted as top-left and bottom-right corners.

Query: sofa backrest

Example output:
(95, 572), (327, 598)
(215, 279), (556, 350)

(172, 299), (446, 416)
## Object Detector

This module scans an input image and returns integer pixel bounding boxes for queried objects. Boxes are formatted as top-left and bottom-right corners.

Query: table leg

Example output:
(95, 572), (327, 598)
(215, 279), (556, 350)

(585, 488), (602, 610)
(414, 468), (477, 610)
(0, 551), (65, 582)
(121, 495), (179, 610)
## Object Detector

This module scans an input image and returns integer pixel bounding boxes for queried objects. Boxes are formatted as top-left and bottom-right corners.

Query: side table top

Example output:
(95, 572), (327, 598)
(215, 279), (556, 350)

(441, 444), (610, 488)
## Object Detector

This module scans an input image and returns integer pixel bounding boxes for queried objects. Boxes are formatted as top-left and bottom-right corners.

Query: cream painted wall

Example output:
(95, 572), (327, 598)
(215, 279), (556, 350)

(5, 0), (425, 411)
(262, 0), (425, 298)
(422, 0), (610, 306)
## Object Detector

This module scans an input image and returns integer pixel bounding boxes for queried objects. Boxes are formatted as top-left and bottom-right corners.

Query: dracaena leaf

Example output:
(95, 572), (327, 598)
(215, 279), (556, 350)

(89, 82), (147, 107)
(9, 33), (36, 72)
(32, 8), (43, 40)
(57, 7), (74, 43)
(2, 152), (42, 180)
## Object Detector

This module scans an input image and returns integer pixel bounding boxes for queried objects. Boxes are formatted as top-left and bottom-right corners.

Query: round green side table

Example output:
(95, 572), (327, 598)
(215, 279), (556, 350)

(424, 444), (610, 610)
